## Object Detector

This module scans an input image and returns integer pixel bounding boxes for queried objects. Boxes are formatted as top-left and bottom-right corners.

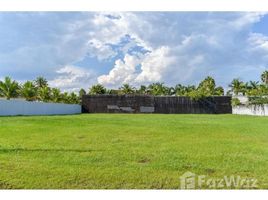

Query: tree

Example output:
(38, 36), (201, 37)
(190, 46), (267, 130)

(175, 84), (196, 96)
(79, 88), (86, 98)
(137, 85), (148, 95)
(0, 77), (20, 100)
(61, 92), (69, 103)
(198, 76), (216, 96)
(34, 76), (48, 88)
(214, 86), (224, 96)
(249, 81), (259, 90)
(229, 78), (244, 95)
(244, 81), (259, 96)
(148, 82), (168, 96)
(119, 84), (136, 94)
(166, 86), (175, 95)
(51, 88), (61, 103)
(259, 84), (268, 95)
(261, 70), (268, 85)
(20, 81), (37, 101)
(89, 84), (106, 95)
(68, 92), (80, 104)
(38, 86), (51, 102)
(174, 84), (184, 96)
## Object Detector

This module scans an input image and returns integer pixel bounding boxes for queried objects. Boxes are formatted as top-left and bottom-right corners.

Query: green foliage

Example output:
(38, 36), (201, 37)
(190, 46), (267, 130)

(186, 90), (206, 101)
(34, 76), (48, 88)
(261, 70), (268, 85)
(37, 86), (51, 102)
(174, 84), (196, 96)
(0, 76), (20, 100)
(248, 96), (268, 105)
(214, 86), (224, 96)
(119, 84), (136, 94)
(20, 81), (37, 101)
(68, 92), (80, 104)
(106, 89), (120, 95)
(51, 88), (62, 103)
(89, 84), (107, 95)
(148, 82), (169, 96)
(229, 78), (245, 95)
(137, 85), (148, 94)
(79, 88), (86, 98)
(231, 98), (241, 106)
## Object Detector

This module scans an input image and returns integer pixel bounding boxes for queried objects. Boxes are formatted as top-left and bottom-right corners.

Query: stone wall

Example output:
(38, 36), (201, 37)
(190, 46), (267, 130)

(82, 95), (232, 114)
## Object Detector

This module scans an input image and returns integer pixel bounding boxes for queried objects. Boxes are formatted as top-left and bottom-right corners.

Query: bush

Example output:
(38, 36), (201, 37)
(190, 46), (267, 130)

(231, 98), (241, 106)
(248, 96), (268, 105)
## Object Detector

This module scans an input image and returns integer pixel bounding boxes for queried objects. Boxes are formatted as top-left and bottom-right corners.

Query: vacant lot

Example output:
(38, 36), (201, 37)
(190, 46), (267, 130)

(0, 114), (267, 189)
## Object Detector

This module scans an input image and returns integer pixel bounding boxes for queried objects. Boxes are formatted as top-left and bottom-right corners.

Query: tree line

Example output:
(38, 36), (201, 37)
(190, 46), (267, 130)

(228, 70), (268, 96)
(0, 70), (268, 104)
(0, 77), (80, 104)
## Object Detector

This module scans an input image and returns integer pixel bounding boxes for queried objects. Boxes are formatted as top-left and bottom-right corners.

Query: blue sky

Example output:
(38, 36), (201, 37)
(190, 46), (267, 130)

(0, 12), (268, 91)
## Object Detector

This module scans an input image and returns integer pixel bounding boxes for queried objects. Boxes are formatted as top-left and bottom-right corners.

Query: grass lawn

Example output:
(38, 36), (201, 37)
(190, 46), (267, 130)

(0, 114), (267, 189)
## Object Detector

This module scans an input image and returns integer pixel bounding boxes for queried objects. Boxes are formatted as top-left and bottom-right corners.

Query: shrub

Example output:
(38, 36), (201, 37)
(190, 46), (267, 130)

(231, 98), (241, 106)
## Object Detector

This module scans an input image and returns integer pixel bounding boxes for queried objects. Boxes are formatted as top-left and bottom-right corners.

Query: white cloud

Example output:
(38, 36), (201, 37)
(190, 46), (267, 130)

(248, 33), (268, 52)
(98, 54), (141, 87)
(135, 47), (175, 83)
(49, 65), (96, 92)
(1, 12), (268, 90)
(95, 12), (268, 87)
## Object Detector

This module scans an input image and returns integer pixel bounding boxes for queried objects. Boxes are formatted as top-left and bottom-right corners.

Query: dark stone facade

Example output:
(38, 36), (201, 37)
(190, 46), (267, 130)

(82, 95), (232, 114)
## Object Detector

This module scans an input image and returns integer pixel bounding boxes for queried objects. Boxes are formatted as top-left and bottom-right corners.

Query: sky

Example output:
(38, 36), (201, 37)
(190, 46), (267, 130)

(0, 12), (268, 92)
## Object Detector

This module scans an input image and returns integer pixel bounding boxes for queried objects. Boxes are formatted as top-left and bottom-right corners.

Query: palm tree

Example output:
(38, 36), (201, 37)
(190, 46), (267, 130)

(34, 76), (48, 89)
(137, 85), (148, 94)
(20, 81), (37, 101)
(38, 86), (51, 102)
(174, 84), (186, 96)
(148, 82), (168, 96)
(166, 86), (175, 95)
(214, 86), (224, 96)
(0, 77), (20, 100)
(51, 88), (61, 103)
(249, 81), (259, 90)
(68, 92), (80, 104)
(185, 85), (196, 94)
(61, 92), (69, 103)
(119, 84), (135, 94)
(261, 70), (268, 85)
(89, 84), (106, 95)
(229, 79), (244, 95)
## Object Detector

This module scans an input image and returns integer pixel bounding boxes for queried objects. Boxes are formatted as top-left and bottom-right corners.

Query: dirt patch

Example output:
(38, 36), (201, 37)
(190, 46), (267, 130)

(205, 168), (216, 174)
(138, 158), (151, 164)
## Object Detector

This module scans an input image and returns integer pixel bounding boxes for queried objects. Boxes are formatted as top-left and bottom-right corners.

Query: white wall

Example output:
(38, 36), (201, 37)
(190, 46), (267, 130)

(232, 104), (268, 116)
(0, 99), (81, 116)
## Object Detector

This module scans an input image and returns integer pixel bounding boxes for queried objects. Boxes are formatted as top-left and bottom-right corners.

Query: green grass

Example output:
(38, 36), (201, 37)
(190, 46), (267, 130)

(0, 114), (267, 189)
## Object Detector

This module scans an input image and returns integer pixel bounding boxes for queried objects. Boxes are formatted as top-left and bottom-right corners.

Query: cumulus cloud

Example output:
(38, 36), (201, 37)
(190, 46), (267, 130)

(98, 54), (141, 86)
(49, 65), (96, 92)
(95, 12), (268, 87)
(1, 12), (268, 90)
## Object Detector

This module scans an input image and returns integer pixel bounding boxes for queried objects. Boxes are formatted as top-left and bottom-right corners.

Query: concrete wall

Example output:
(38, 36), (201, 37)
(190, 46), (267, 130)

(232, 104), (268, 116)
(0, 99), (81, 116)
(82, 95), (232, 114)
